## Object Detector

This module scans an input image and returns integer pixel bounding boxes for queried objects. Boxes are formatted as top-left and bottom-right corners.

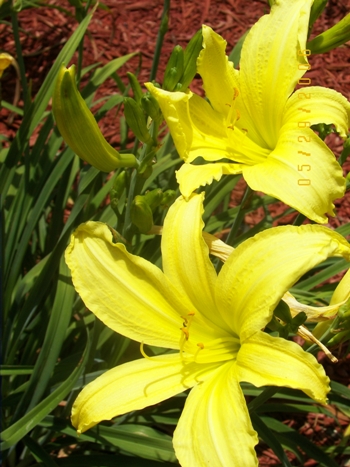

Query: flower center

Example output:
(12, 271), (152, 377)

(179, 311), (240, 364)
(225, 88), (248, 146)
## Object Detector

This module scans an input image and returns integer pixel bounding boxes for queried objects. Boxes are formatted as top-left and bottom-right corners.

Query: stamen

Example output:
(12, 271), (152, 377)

(180, 327), (189, 340)
(140, 342), (153, 360)
(140, 342), (176, 363)
(298, 325), (338, 363)
(233, 88), (239, 100)
(227, 109), (240, 131)
(192, 342), (205, 362)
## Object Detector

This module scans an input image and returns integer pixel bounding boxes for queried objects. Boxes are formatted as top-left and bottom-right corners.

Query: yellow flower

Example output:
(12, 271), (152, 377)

(0, 53), (14, 78)
(66, 193), (350, 466)
(146, 0), (350, 224)
(201, 231), (350, 323)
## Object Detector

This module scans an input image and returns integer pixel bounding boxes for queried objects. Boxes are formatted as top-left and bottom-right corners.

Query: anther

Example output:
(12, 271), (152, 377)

(193, 342), (205, 362)
(180, 327), (189, 340)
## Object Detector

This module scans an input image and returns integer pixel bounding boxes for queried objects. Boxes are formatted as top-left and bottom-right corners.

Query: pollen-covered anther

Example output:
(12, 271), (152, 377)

(193, 342), (205, 362)
(227, 108), (240, 131)
(180, 327), (190, 340)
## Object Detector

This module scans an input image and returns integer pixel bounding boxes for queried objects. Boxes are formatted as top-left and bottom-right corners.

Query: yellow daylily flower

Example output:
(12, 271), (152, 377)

(200, 231), (350, 323)
(146, 0), (350, 224)
(66, 193), (350, 467)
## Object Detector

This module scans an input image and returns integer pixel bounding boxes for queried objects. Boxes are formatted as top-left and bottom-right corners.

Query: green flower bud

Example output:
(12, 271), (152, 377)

(124, 97), (153, 144)
(110, 170), (127, 214)
(53, 64), (138, 172)
(180, 28), (203, 91)
(144, 189), (163, 211)
(174, 83), (183, 91)
(141, 93), (162, 122)
(307, 14), (350, 54)
(161, 189), (177, 207)
(163, 45), (184, 91)
(131, 195), (153, 234)
(126, 72), (143, 104)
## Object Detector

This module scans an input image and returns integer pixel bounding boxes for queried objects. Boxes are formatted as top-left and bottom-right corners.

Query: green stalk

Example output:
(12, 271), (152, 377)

(150, 0), (170, 81)
(11, 9), (30, 111)
(123, 121), (160, 242)
(225, 185), (253, 247)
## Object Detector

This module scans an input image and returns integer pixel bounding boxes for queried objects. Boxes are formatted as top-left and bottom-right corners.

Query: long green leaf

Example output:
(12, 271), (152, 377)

(0, 330), (90, 450)
(251, 413), (293, 467)
(13, 256), (76, 419)
(262, 416), (339, 467)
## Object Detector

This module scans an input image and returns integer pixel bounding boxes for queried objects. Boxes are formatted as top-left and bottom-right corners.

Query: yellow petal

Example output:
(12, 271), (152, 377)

(174, 362), (259, 467)
(283, 290), (348, 322)
(240, 0), (312, 148)
(145, 84), (193, 161)
(0, 52), (14, 78)
(145, 83), (268, 167)
(216, 225), (350, 341)
(312, 268), (350, 338)
(65, 221), (191, 349)
(243, 126), (345, 223)
(72, 353), (218, 433)
(202, 231), (234, 263)
(162, 194), (231, 334)
(237, 331), (330, 403)
(176, 162), (244, 199)
(284, 87), (350, 139)
(199, 25), (262, 146)
(198, 25), (239, 114)
(331, 267), (350, 305)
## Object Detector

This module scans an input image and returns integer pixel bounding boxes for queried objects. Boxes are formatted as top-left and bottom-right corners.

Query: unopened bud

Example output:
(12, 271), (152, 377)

(141, 93), (162, 122)
(163, 45), (184, 91)
(124, 97), (153, 144)
(180, 28), (203, 91)
(131, 195), (153, 234)
(144, 189), (163, 211)
(127, 72), (143, 104)
(110, 170), (127, 213)
(53, 64), (138, 172)
(161, 189), (177, 207)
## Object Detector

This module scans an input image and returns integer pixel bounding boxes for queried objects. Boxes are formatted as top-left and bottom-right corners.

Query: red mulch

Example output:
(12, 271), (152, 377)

(1, 1), (350, 465)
